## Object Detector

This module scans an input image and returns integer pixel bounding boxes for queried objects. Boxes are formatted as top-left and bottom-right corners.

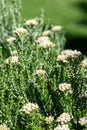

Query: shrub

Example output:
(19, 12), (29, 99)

(0, 0), (87, 130)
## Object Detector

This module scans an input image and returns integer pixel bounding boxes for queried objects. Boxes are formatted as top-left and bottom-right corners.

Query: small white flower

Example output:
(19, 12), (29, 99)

(61, 50), (81, 58)
(42, 30), (51, 36)
(25, 18), (38, 26)
(57, 112), (70, 124)
(11, 56), (19, 64)
(0, 124), (10, 130)
(57, 49), (81, 63)
(35, 69), (46, 76)
(82, 58), (87, 68)
(37, 36), (50, 43)
(45, 116), (54, 124)
(5, 55), (19, 65)
(14, 27), (28, 37)
(57, 54), (69, 63)
(54, 124), (70, 130)
(39, 41), (55, 48)
(58, 83), (73, 94)
(78, 116), (87, 126)
(7, 37), (16, 44)
(22, 103), (39, 114)
(52, 25), (62, 32)
(11, 50), (18, 56)
(37, 36), (55, 48)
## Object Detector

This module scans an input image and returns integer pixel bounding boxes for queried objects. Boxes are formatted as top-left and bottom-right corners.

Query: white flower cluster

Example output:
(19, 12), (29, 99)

(42, 30), (51, 36)
(57, 54), (68, 63)
(37, 36), (55, 48)
(57, 112), (70, 124)
(14, 27), (28, 37)
(0, 125), (10, 130)
(62, 50), (81, 57)
(52, 25), (62, 32)
(22, 102), (39, 114)
(82, 58), (87, 68)
(10, 56), (19, 64)
(5, 55), (19, 65)
(7, 37), (16, 45)
(45, 116), (54, 124)
(25, 18), (38, 26)
(37, 36), (49, 43)
(35, 69), (46, 77)
(58, 83), (73, 94)
(57, 49), (81, 63)
(54, 124), (70, 130)
(78, 116), (87, 126)
(5, 49), (19, 65)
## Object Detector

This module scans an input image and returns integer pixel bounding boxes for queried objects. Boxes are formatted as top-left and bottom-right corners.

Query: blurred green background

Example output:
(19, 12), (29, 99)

(1, 0), (87, 54)
(21, 0), (87, 55)
(22, 0), (87, 37)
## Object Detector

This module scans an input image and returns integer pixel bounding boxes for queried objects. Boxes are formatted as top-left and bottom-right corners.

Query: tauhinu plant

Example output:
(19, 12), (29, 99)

(0, 0), (87, 130)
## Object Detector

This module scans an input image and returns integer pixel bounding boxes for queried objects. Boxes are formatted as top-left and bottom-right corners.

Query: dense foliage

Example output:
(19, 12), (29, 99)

(0, 0), (87, 130)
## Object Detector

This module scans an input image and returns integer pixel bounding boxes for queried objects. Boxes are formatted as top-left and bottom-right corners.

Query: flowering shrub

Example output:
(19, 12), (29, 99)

(0, 0), (87, 130)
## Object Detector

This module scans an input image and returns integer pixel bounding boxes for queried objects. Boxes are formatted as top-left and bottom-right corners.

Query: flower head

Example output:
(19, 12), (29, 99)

(37, 36), (50, 43)
(54, 124), (70, 130)
(57, 49), (81, 63)
(5, 55), (19, 65)
(7, 37), (16, 44)
(25, 18), (38, 26)
(78, 116), (87, 126)
(45, 116), (54, 124)
(42, 30), (51, 36)
(39, 41), (54, 48)
(58, 83), (73, 94)
(57, 54), (69, 63)
(61, 50), (81, 58)
(14, 27), (28, 37)
(10, 56), (19, 65)
(37, 36), (55, 48)
(0, 125), (10, 130)
(82, 58), (87, 68)
(57, 112), (70, 124)
(22, 103), (39, 114)
(52, 25), (62, 32)
(35, 69), (46, 77)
